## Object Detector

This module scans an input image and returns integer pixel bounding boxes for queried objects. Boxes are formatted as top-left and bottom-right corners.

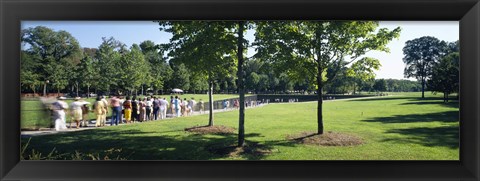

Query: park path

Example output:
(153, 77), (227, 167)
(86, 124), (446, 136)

(21, 95), (395, 137)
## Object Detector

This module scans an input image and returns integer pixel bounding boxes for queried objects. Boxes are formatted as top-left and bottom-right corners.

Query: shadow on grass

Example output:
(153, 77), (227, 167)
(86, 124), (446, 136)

(20, 128), (296, 160)
(382, 126), (459, 149)
(400, 100), (459, 109)
(348, 96), (410, 102)
(362, 111), (459, 124)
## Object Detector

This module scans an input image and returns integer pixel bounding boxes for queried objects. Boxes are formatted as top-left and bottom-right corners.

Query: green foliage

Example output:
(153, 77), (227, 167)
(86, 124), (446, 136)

(373, 79), (387, 92)
(403, 36), (448, 98)
(95, 37), (124, 93)
(159, 21), (237, 81)
(21, 26), (82, 94)
(117, 44), (151, 94)
(170, 63), (191, 90)
(427, 52), (459, 102)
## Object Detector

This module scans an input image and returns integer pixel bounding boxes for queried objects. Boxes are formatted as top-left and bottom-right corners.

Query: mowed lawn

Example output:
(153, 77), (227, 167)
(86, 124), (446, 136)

(21, 94), (243, 129)
(21, 92), (459, 160)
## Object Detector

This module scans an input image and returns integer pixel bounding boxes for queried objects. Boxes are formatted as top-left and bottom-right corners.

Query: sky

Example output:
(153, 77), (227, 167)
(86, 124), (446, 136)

(22, 21), (459, 80)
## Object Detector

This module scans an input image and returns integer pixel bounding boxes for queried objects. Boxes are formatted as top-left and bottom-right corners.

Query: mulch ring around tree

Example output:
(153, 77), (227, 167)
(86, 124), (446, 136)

(206, 141), (276, 158)
(184, 125), (236, 135)
(286, 131), (364, 146)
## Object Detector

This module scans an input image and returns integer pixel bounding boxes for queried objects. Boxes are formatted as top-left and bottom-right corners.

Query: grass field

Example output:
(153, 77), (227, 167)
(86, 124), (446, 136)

(21, 94), (244, 129)
(21, 92), (459, 160)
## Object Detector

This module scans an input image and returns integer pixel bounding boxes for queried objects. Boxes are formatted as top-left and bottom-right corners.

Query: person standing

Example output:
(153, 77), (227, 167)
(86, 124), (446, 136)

(100, 96), (109, 127)
(174, 96), (181, 117)
(110, 96), (122, 126)
(188, 98), (196, 116)
(139, 98), (146, 122)
(131, 96), (139, 123)
(152, 97), (160, 120)
(50, 97), (69, 131)
(81, 103), (90, 127)
(93, 96), (106, 127)
(223, 100), (228, 111)
(159, 97), (169, 120)
(123, 96), (132, 124)
(145, 97), (153, 121)
(70, 97), (86, 129)
(199, 99), (204, 114)
(170, 96), (175, 118)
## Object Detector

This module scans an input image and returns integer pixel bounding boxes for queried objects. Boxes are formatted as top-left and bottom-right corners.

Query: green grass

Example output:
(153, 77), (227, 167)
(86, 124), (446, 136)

(21, 94), (245, 129)
(21, 92), (459, 160)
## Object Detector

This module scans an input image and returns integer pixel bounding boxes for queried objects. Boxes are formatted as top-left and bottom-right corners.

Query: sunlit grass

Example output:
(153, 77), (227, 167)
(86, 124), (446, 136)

(21, 92), (459, 160)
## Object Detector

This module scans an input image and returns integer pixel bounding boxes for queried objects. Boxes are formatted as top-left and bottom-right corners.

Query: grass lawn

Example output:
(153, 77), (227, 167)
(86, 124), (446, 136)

(21, 94), (245, 129)
(21, 92), (459, 160)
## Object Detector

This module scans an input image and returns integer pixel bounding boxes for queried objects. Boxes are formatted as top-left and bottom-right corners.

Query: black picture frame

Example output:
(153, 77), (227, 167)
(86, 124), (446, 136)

(1, 0), (479, 180)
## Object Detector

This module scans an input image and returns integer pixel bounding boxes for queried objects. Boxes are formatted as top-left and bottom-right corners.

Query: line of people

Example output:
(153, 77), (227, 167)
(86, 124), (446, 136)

(45, 95), (242, 131)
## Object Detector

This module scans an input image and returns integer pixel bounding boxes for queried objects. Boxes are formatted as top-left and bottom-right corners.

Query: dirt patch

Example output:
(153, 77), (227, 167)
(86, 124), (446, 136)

(207, 141), (274, 158)
(184, 125), (235, 135)
(286, 131), (363, 146)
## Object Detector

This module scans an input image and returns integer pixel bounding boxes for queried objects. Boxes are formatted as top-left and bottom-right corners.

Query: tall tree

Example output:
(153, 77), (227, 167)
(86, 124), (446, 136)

(95, 37), (123, 95)
(140, 40), (171, 95)
(78, 52), (98, 97)
(373, 79), (387, 92)
(427, 52), (459, 102)
(117, 44), (150, 95)
(346, 57), (381, 94)
(21, 26), (82, 96)
(159, 21), (237, 126)
(403, 36), (447, 99)
(255, 21), (400, 134)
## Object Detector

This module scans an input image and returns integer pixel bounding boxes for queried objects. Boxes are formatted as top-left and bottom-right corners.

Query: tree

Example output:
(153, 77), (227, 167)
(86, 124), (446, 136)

(403, 36), (447, 99)
(373, 79), (387, 92)
(140, 40), (171, 95)
(95, 37), (123, 95)
(428, 52), (459, 102)
(254, 21), (400, 134)
(170, 63), (191, 91)
(20, 51), (42, 94)
(21, 26), (82, 96)
(159, 21), (237, 127)
(78, 52), (98, 97)
(117, 44), (150, 95)
(347, 57), (381, 94)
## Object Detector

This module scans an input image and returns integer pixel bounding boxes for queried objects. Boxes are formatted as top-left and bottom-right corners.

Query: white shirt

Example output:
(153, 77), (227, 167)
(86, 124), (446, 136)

(159, 99), (169, 109)
(146, 100), (153, 107)
(70, 101), (87, 110)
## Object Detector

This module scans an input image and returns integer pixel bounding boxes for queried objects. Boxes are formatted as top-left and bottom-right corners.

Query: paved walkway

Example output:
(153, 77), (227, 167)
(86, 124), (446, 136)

(21, 95), (393, 137)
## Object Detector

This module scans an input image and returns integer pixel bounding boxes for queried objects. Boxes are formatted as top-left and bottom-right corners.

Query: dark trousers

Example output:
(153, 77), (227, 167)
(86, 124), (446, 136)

(146, 107), (152, 120)
(111, 106), (122, 126)
(132, 108), (138, 122)
(153, 107), (159, 120)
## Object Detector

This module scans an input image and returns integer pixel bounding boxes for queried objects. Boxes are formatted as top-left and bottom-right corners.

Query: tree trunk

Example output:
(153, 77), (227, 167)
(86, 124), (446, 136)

(421, 77), (425, 99)
(237, 21), (246, 147)
(87, 85), (90, 98)
(76, 82), (79, 97)
(208, 80), (214, 126)
(317, 69), (324, 135)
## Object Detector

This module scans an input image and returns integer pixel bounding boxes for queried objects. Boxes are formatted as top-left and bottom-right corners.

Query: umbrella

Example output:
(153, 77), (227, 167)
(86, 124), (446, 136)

(171, 88), (184, 93)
